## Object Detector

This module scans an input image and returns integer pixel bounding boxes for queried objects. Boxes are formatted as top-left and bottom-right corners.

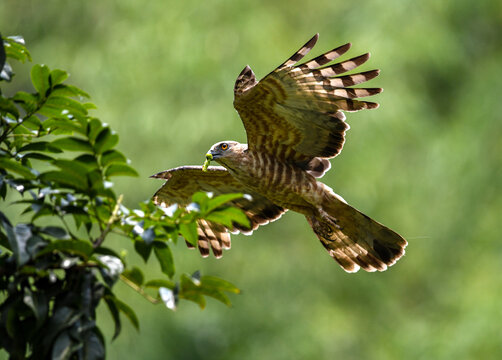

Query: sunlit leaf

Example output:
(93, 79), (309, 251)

(205, 207), (250, 228)
(43, 118), (85, 134)
(179, 221), (198, 247)
(201, 276), (240, 294)
(144, 279), (175, 290)
(39, 96), (88, 118)
(205, 193), (244, 213)
(50, 69), (68, 87)
(30, 64), (50, 96)
(51, 84), (90, 99)
(105, 163), (139, 178)
(0, 158), (36, 179)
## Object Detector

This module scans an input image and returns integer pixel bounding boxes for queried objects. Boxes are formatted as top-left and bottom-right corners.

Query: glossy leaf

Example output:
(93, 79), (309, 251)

(179, 221), (198, 247)
(205, 193), (244, 213)
(50, 69), (68, 86)
(0, 158), (36, 179)
(30, 64), (50, 96)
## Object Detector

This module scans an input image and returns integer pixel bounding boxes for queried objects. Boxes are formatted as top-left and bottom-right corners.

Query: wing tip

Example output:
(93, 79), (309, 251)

(150, 171), (172, 180)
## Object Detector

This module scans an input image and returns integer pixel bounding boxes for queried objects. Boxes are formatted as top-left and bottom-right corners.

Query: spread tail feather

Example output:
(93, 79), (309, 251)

(307, 193), (407, 272)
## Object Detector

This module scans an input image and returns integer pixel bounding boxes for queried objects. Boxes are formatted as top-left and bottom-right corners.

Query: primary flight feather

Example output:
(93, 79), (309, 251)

(152, 34), (407, 272)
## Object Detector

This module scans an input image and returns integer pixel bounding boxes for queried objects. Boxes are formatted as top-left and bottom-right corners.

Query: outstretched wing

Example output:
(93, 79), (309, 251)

(151, 166), (286, 258)
(234, 34), (382, 176)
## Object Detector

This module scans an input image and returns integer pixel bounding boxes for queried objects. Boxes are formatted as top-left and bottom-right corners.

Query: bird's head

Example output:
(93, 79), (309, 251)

(203, 141), (247, 170)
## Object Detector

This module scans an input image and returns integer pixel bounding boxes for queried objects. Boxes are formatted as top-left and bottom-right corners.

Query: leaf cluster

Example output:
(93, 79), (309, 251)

(0, 35), (244, 359)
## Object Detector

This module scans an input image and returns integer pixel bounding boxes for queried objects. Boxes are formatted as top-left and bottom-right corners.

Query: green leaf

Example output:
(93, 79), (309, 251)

(51, 84), (90, 99)
(51, 136), (93, 152)
(94, 127), (118, 154)
(122, 266), (144, 287)
(43, 118), (85, 134)
(100, 150), (127, 167)
(74, 154), (99, 170)
(104, 295), (121, 340)
(144, 279), (175, 290)
(39, 226), (68, 239)
(4, 36), (31, 62)
(50, 69), (68, 86)
(201, 276), (240, 294)
(52, 159), (90, 181)
(105, 163), (139, 178)
(36, 239), (94, 259)
(39, 96), (88, 118)
(0, 95), (20, 118)
(153, 241), (175, 278)
(22, 153), (54, 162)
(205, 193), (244, 213)
(0, 158), (36, 179)
(12, 91), (38, 114)
(30, 64), (50, 96)
(179, 221), (198, 247)
(134, 240), (152, 263)
(114, 298), (139, 331)
(87, 118), (103, 142)
(18, 141), (62, 153)
(206, 207), (250, 228)
(22, 115), (42, 130)
(39, 170), (86, 190)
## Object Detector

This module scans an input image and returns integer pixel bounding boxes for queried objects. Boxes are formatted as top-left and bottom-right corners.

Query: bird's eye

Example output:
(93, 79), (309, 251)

(220, 143), (228, 150)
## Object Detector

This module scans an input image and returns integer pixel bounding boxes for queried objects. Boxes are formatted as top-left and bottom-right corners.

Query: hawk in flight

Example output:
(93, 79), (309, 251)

(152, 34), (407, 272)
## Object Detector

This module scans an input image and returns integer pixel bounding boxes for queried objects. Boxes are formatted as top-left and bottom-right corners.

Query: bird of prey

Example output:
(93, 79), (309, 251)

(152, 34), (407, 272)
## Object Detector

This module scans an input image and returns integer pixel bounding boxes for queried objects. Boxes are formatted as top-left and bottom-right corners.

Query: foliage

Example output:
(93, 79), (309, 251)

(0, 36), (245, 359)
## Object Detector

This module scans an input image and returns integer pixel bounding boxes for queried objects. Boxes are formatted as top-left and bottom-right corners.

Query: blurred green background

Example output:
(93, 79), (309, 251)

(2, 0), (502, 358)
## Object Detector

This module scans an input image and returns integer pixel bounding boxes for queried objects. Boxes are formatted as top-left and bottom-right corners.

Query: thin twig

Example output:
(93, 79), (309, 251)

(93, 194), (123, 248)
(119, 274), (160, 304)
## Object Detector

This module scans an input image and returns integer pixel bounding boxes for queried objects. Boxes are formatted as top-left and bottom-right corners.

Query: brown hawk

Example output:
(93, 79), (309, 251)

(152, 34), (407, 272)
